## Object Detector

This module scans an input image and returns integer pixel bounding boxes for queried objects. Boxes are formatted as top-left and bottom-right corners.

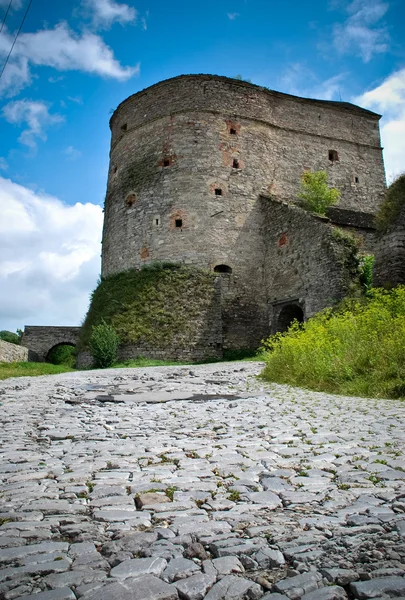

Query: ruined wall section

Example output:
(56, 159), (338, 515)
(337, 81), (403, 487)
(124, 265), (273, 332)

(262, 198), (359, 331)
(374, 204), (405, 287)
(0, 340), (28, 363)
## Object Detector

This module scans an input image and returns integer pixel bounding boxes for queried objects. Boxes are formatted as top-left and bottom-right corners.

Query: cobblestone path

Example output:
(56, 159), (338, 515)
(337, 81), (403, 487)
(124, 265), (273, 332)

(0, 362), (404, 600)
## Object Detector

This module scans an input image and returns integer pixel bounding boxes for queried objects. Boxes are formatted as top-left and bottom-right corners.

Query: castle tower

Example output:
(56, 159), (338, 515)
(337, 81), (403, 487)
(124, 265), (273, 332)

(101, 75), (385, 349)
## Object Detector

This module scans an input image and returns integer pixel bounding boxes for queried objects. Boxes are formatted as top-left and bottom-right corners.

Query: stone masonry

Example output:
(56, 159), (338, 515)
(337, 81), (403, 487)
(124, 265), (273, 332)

(374, 202), (405, 288)
(21, 327), (81, 362)
(0, 340), (28, 363)
(101, 74), (386, 352)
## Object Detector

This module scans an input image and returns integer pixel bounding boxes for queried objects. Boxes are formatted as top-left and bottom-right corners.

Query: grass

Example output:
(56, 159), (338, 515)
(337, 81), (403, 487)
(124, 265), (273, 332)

(0, 362), (75, 381)
(261, 286), (405, 400)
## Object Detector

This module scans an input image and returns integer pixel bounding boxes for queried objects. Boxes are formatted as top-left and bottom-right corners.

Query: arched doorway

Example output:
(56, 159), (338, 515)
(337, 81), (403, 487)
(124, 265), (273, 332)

(276, 304), (304, 333)
(46, 343), (76, 367)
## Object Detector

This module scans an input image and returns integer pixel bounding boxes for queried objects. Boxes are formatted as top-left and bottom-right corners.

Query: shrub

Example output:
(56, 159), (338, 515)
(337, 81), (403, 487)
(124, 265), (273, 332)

(89, 322), (120, 368)
(298, 170), (340, 215)
(359, 254), (375, 296)
(0, 330), (21, 345)
(375, 173), (405, 233)
(261, 286), (405, 399)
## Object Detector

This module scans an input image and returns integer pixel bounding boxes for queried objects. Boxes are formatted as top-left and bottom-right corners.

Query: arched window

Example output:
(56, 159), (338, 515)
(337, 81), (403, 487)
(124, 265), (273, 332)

(214, 264), (232, 274)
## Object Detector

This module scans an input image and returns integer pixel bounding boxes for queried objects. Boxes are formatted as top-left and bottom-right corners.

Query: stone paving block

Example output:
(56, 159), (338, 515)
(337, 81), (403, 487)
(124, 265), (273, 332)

(174, 572), (216, 600)
(301, 587), (348, 600)
(21, 588), (77, 600)
(162, 557), (201, 582)
(110, 557), (167, 580)
(350, 576), (405, 599)
(204, 574), (263, 599)
(273, 572), (323, 599)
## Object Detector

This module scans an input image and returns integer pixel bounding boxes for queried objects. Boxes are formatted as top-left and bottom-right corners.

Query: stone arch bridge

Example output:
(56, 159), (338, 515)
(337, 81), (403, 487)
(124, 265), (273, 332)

(21, 326), (81, 362)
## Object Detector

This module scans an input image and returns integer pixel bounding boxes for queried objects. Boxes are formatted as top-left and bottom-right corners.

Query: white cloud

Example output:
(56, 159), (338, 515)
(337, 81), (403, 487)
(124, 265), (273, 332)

(82, 0), (137, 28)
(2, 100), (64, 150)
(355, 68), (405, 183)
(0, 22), (138, 96)
(0, 157), (8, 170)
(63, 146), (82, 160)
(279, 64), (347, 100)
(227, 12), (240, 20)
(0, 176), (103, 332)
(332, 0), (389, 62)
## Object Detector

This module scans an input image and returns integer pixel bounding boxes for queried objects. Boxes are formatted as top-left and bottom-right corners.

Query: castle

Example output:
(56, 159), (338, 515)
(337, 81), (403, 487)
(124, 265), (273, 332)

(22, 74), (388, 363)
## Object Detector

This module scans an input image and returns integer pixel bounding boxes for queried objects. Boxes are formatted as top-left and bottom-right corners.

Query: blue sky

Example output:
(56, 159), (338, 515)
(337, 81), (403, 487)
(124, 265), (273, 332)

(0, 0), (404, 333)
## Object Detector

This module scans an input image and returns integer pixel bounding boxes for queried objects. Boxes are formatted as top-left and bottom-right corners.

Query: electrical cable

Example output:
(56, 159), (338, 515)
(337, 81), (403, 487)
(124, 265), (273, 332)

(0, 0), (13, 34)
(0, 0), (33, 82)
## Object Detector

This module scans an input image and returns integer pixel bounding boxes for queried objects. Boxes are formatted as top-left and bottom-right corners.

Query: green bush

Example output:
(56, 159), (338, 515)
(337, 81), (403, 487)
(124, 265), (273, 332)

(47, 344), (76, 367)
(298, 170), (340, 215)
(89, 323), (120, 368)
(375, 173), (405, 233)
(0, 330), (21, 345)
(359, 254), (375, 296)
(261, 286), (405, 399)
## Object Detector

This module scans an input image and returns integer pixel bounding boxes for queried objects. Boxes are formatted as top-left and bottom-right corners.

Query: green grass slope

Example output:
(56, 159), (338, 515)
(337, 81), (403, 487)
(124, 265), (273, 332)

(261, 286), (405, 399)
(79, 263), (219, 351)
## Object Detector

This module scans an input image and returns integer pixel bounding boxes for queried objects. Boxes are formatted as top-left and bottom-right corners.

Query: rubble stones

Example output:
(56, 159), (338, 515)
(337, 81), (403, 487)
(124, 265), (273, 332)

(0, 362), (405, 599)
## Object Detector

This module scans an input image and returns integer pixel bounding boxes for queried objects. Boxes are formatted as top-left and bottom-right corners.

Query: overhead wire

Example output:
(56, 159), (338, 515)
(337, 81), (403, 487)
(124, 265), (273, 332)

(0, 0), (33, 82)
(0, 0), (13, 34)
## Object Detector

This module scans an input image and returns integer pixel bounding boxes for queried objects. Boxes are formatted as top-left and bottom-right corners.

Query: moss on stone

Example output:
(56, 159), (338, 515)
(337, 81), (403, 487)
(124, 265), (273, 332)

(79, 263), (218, 350)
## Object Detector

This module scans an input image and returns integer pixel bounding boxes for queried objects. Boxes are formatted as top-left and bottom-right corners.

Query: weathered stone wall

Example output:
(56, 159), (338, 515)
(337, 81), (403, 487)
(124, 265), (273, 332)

(21, 326), (81, 362)
(0, 340), (28, 363)
(262, 197), (360, 331)
(102, 75), (385, 351)
(374, 203), (405, 287)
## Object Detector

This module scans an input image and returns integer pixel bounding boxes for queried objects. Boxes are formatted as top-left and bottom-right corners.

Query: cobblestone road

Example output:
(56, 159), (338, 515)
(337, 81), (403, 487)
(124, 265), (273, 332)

(0, 362), (404, 600)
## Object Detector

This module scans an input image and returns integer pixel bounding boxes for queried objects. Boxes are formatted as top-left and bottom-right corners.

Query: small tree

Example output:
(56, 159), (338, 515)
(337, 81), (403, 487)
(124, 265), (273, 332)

(89, 322), (120, 368)
(298, 170), (340, 215)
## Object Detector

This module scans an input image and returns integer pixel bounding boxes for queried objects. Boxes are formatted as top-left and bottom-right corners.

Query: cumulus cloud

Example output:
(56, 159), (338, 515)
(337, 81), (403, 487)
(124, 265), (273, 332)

(227, 12), (240, 20)
(82, 0), (137, 28)
(355, 68), (405, 183)
(0, 22), (138, 96)
(0, 176), (103, 332)
(332, 0), (389, 62)
(2, 100), (64, 150)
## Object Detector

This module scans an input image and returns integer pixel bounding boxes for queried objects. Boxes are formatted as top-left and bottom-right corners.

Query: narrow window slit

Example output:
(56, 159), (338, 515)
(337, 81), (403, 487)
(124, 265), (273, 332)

(175, 219), (182, 228)
(121, 123), (127, 132)
(215, 188), (222, 196)
(163, 159), (170, 167)
(329, 150), (339, 162)
(232, 159), (240, 169)
(230, 128), (237, 135)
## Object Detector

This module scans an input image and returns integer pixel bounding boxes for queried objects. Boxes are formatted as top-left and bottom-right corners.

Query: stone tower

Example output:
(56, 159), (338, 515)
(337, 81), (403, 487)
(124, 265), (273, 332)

(101, 75), (386, 350)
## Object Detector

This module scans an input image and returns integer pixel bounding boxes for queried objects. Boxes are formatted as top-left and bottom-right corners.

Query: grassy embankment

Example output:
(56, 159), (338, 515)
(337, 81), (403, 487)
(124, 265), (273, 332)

(261, 286), (405, 399)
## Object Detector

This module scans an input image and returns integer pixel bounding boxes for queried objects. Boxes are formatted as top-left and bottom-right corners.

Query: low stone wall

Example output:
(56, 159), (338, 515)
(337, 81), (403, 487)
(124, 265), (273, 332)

(0, 340), (28, 363)
(77, 343), (222, 369)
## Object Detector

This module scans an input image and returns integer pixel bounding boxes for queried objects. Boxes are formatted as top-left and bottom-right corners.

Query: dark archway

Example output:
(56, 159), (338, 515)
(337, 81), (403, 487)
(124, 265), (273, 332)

(276, 304), (304, 333)
(46, 343), (76, 367)
(214, 264), (232, 274)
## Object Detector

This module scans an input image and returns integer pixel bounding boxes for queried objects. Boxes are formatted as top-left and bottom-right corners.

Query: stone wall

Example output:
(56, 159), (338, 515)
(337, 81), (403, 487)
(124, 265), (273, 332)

(374, 203), (405, 287)
(0, 340), (28, 363)
(262, 197), (360, 331)
(21, 326), (81, 362)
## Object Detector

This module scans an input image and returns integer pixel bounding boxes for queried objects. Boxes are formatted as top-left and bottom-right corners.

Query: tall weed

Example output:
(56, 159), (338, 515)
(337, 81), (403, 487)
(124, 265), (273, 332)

(261, 286), (405, 399)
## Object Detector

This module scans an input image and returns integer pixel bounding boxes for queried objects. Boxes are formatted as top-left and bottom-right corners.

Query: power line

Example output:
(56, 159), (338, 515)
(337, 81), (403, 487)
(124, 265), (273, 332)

(0, 0), (33, 82)
(0, 0), (13, 34)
